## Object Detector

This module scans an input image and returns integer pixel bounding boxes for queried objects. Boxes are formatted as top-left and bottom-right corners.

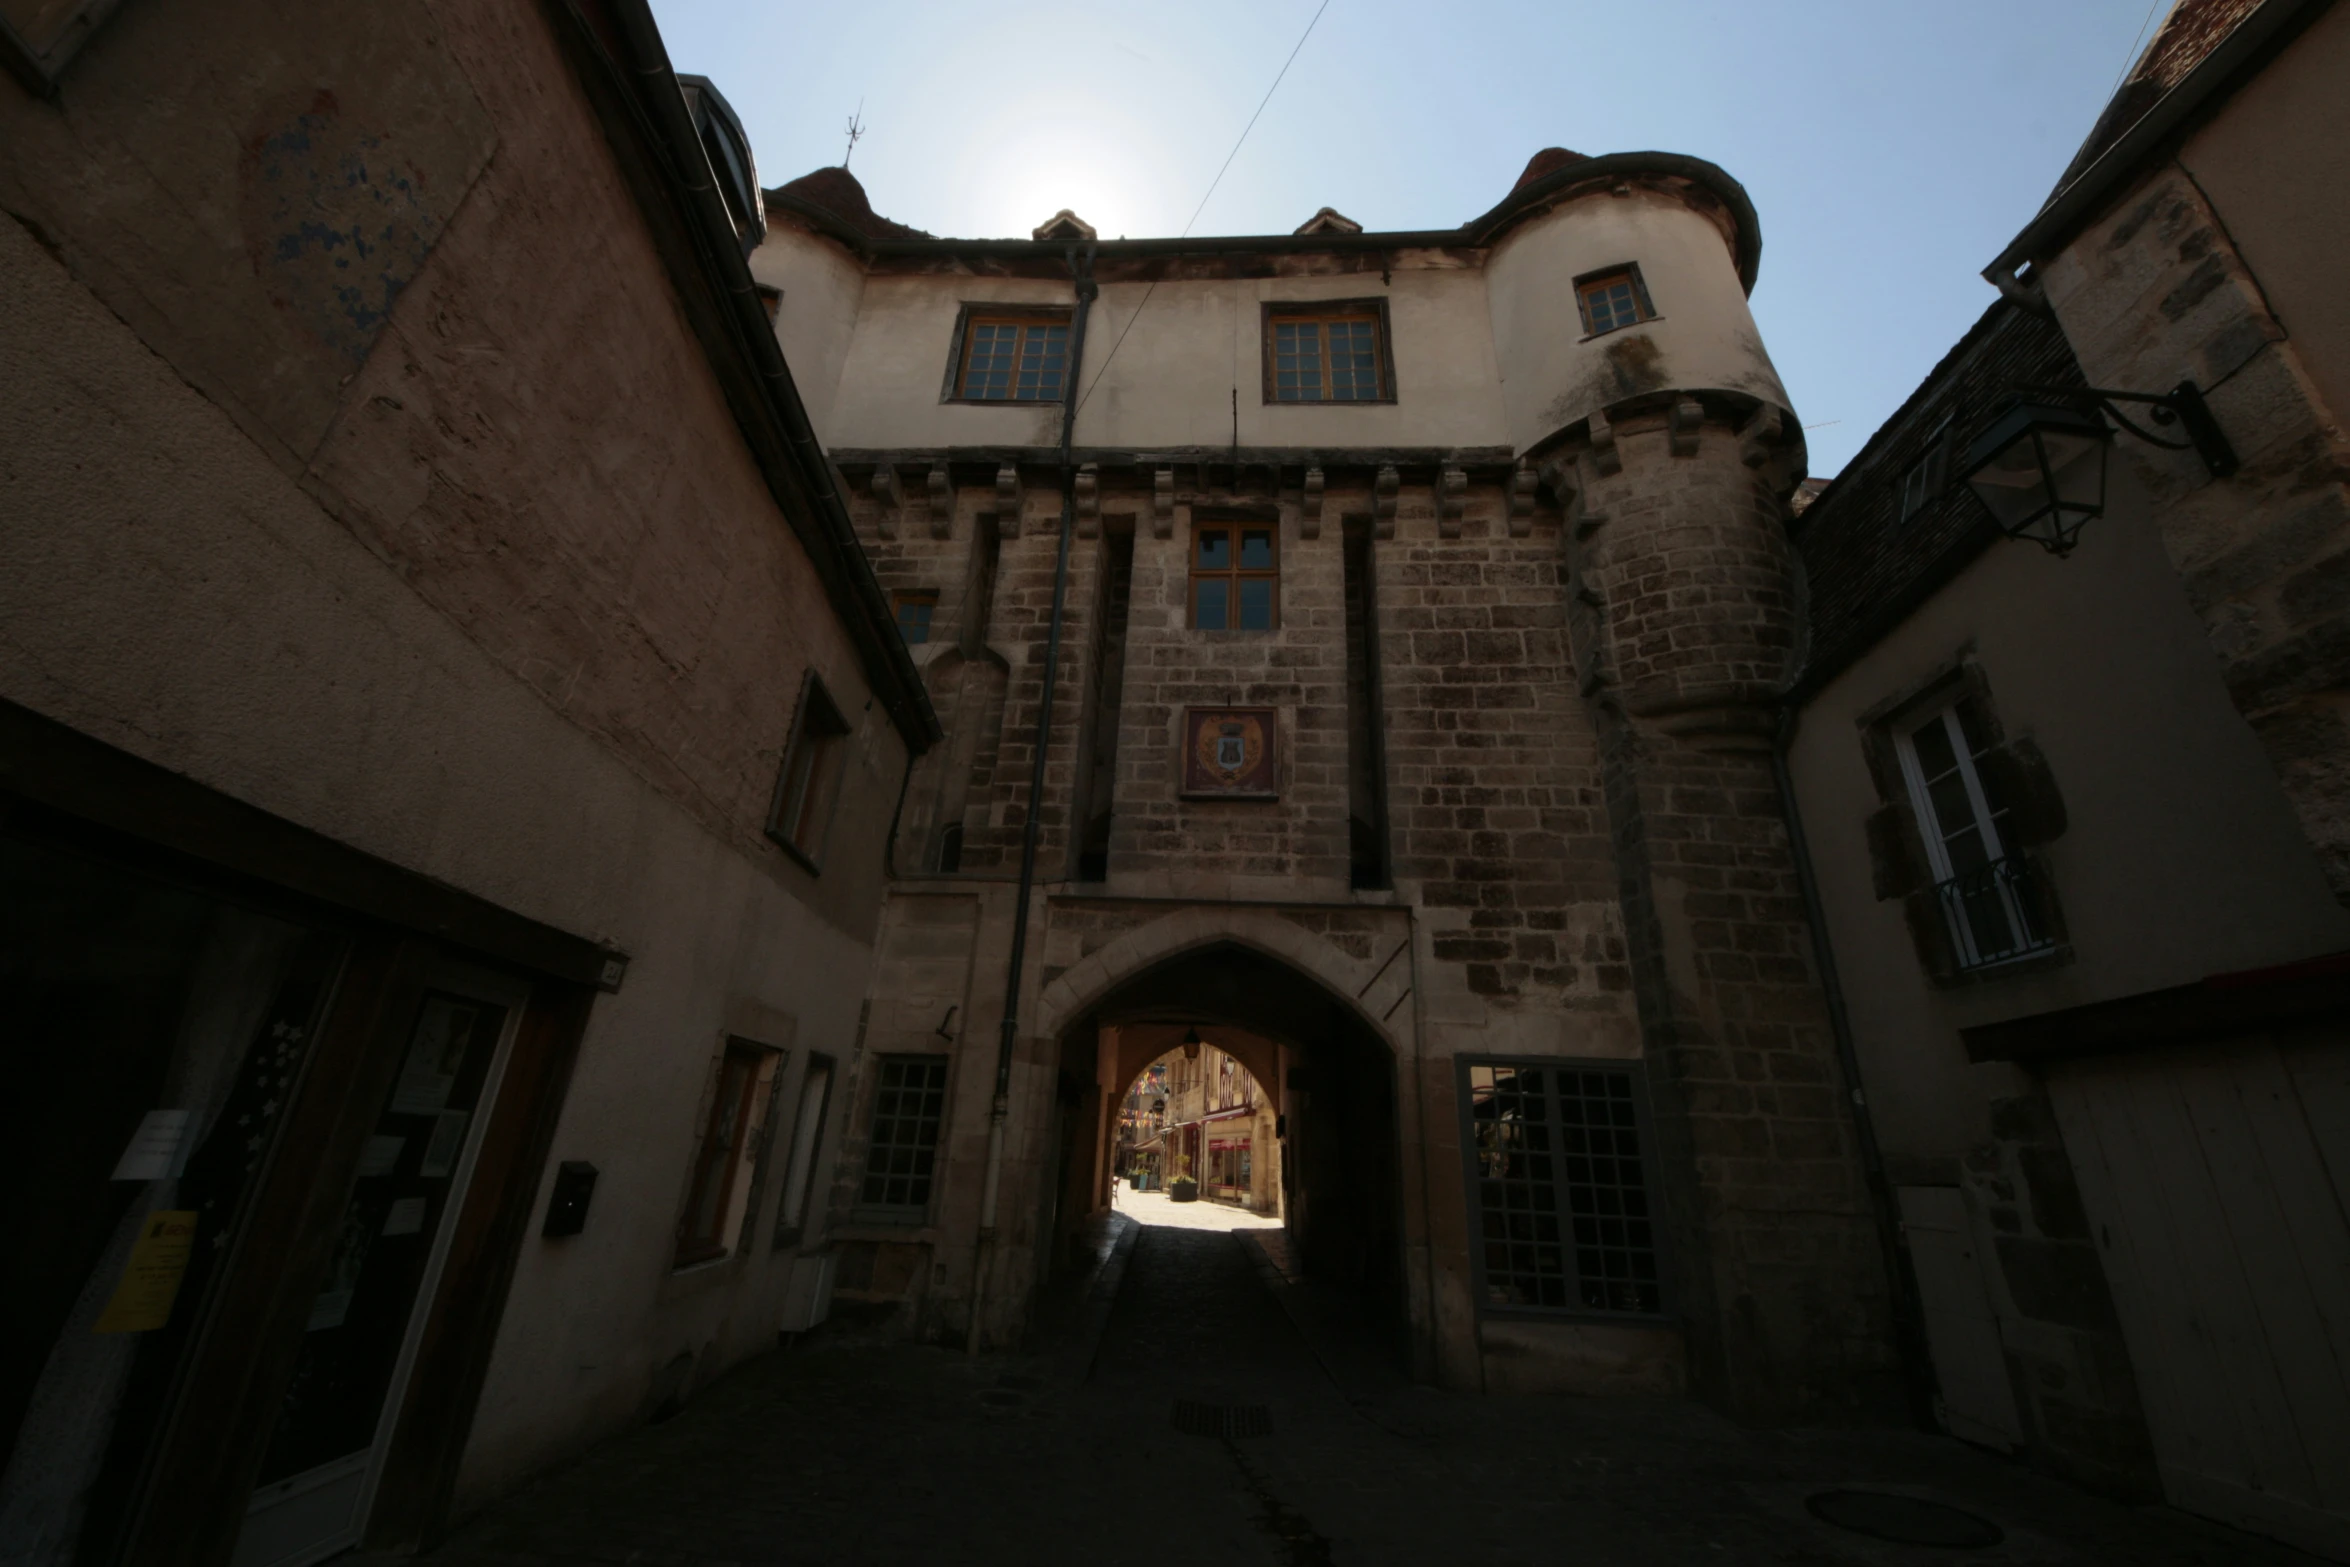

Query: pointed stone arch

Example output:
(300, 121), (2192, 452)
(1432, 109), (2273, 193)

(1034, 904), (1411, 1054)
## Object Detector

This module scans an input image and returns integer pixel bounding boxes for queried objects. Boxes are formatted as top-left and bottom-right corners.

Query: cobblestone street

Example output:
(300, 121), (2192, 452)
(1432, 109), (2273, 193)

(365, 1197), (2326, 1567)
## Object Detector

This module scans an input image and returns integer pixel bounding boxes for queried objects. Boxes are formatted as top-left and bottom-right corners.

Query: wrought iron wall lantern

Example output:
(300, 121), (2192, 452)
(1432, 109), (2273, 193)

(1958, 381), (2238, 556)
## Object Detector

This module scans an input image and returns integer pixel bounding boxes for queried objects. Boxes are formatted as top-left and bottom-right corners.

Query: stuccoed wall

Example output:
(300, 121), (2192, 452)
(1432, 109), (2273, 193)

(1486, 186), (1791, 457)
(0, 0), (910, 1518)
(813, 265), (1509, 455)
(751, 218), (870, 445)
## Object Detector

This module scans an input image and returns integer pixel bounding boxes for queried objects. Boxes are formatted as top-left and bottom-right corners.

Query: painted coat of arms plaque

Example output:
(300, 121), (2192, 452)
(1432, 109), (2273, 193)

(1181, 707), (1279, 800)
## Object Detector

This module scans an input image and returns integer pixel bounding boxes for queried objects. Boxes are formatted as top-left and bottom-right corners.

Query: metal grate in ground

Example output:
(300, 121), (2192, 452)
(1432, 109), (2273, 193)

(1170, 1399), (1273, 1439)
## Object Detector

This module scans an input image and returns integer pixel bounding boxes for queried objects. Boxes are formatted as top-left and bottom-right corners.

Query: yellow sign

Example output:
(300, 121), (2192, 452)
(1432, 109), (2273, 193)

(94, 1211), (198, 1334)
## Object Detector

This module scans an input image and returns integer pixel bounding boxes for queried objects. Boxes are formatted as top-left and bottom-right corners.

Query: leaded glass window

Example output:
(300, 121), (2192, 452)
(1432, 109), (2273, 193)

(859, 1056), (950, 1213)
(1462, 1061), (1663, 1315)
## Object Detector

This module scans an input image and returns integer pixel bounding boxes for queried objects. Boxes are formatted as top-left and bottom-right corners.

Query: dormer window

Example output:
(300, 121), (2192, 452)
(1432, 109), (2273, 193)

(676, 75), (765, 256)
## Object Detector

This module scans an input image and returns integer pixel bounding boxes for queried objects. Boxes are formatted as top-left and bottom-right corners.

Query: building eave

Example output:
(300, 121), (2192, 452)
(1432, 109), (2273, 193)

(546, 0), (940, 751)
(1986, 0), (2336, 280)
(768, 150), (1762, 293)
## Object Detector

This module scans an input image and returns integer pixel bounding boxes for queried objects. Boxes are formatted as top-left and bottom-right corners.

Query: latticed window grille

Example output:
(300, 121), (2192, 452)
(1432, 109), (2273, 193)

(1462, 1062), (1663, 1315)
(959, 316), (1068, 401)
(859, 1055), (949, 1212)
(1270, 314), (1382, 401)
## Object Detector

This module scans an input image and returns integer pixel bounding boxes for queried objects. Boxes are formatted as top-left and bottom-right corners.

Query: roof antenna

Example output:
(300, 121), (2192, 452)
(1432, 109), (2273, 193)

(842, 101), (865, 169)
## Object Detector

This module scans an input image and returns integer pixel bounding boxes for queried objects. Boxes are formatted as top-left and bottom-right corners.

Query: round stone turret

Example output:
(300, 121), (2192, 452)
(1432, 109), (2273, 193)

(1480, 150), (1792, 459)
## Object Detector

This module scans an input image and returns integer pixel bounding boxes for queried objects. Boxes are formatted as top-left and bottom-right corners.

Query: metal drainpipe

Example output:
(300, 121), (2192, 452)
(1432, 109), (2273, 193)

(967, 241), (1098, 1354)
(1770, 701), (1939, 1424)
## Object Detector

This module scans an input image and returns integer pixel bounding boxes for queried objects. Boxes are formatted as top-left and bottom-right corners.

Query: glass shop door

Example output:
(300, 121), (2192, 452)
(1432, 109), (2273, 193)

(231, 964), (525, 1567)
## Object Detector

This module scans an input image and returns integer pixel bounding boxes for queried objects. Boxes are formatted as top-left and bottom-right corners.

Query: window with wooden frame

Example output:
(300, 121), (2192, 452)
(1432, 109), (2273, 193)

(767, 673), (851, 869)
(1893, 701), (2054, 971)
(857, 1055), (950, 1217)
(1265, 304), (1389, 402)
(893, 590), (937, 644)
(1189, 523), (1278, 631)
(949, 309), (1071, 402)
(770, 1053), (836, 1250)
(1460, 1060), (1665, 1316)
(1575, 265), (1656, 338)
(675, 1038), (781, 1267)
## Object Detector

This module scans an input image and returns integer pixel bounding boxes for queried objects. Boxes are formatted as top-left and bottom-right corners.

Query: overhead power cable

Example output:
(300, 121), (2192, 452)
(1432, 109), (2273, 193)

(1074, 0), (1333, 419)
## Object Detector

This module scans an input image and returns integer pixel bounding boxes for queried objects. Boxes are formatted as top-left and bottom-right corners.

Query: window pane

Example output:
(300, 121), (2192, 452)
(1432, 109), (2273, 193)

(1238, 577), (1272, 630)
(1238, 529), (1273, 569)
(963, 322), (1017, 399)
(1926, 769), (1977, 834)
(1196, 529), (1231, 569)
(1327, 319), (1379, 399)
(895, 597), (933, 644)
(1909, 714), (1958, 779)
(1016, 323), (1067, 401)
(1194, 579), (1229, 630)
(1584, 277), (1642, 334)
(1272, 320), (1322, 403)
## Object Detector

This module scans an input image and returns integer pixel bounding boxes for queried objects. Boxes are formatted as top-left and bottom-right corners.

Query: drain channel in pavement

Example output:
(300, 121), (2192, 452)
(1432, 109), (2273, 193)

(1805, 1489), (2005, 1548)
(1170, 1400), (1273, 1439)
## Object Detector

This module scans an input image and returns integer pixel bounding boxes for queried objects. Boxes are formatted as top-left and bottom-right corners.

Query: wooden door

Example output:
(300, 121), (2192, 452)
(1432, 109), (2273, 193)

(2048, 1031), (2350, 1560)
(1897, 1186), (2024, 1451)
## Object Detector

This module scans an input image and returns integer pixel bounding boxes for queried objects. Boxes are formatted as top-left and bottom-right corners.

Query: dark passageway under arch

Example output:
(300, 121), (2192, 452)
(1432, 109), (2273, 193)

(1041, 942), (1407, 1360)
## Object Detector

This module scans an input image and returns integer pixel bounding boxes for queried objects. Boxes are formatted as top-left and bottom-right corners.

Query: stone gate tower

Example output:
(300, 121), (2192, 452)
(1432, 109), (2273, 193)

(754, 148), (1899, 1421)
(1491, 155), (1896, 1417)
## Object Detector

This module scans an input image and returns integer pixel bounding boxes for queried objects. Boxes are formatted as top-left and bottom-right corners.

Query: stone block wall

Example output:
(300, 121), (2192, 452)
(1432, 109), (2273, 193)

(838, 433), (1900, 1414)
(1110, 488), (1354, 897)
(1558, 406), (1901, 1422)
(2042, 164), (2350, 902)
(1373, 485), (1632, 1022)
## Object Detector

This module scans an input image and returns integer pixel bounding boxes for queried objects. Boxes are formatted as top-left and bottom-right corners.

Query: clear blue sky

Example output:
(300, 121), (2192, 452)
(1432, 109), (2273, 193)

(647, 0), (2163, 476)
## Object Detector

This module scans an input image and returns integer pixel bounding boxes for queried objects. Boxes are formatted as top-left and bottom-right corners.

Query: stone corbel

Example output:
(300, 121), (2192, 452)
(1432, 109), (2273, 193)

(1670, 399), (1704, 458)
(1374, 464), (1399, 540)
(1153, 467), (1175, 539)
(1508, 463), (1537, 539)
(927, 463), (953, 539)
(1300, 467), (1324, 540)
(870, 464), (902, 540)
(1587, 409), (1622, 477)
(994, 464), (1022, 538)
(1737, 401), (1785, 468)
(1075, 463), (1100, 539)
(1435, 465), (1466, 538)
(1542, 457), (1606, 542)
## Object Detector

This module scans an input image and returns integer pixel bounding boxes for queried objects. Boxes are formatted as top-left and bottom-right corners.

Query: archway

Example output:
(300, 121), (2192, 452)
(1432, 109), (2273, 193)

(1040, 941), (1408, 1358)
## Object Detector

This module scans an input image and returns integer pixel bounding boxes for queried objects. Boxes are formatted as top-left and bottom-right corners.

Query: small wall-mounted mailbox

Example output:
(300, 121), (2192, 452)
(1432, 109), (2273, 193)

(542, 1160), (598, 1238)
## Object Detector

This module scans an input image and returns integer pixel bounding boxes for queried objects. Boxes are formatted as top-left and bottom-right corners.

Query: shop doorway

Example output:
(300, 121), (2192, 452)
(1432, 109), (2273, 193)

(232, 963), (529, 1567)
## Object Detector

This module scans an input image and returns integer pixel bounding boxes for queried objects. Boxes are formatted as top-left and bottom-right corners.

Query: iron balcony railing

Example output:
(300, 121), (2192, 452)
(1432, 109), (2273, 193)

(1935, 854), (2055, 971)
